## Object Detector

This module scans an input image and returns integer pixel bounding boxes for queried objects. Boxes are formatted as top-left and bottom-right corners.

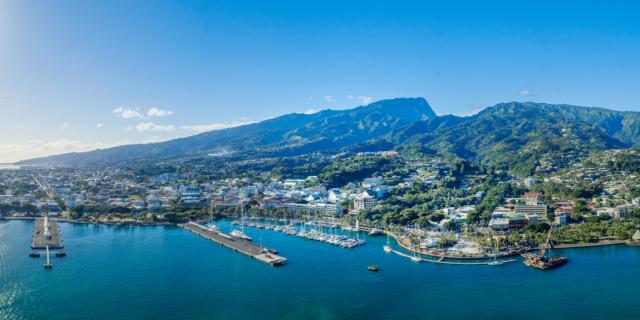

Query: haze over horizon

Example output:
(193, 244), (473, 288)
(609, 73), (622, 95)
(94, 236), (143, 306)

(1, 1), (639, 163)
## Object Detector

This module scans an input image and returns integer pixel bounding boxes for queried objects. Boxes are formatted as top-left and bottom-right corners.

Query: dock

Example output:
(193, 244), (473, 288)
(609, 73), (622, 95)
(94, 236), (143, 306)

(32, 217), (64, 249)
(179, 222), (286, 266)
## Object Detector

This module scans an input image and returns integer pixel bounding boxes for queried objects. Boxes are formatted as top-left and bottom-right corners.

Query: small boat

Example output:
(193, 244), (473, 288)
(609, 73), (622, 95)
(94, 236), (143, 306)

(410, 255), (422, 263)
(368, 265), (379, 272)
(29, 252), (41, 258)
(383, 245), (392, 253)
(55, 252), (66, 257)
(369, 228), (384, 236)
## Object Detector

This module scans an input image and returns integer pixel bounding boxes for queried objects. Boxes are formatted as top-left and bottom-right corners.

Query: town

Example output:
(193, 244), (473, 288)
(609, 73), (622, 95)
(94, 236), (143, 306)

(3, 148), (640, 263)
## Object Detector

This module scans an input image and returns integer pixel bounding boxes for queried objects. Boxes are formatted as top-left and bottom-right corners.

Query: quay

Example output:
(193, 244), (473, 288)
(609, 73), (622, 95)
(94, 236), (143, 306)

(32, 216), (64, 250)
(179, 222), (286, 266)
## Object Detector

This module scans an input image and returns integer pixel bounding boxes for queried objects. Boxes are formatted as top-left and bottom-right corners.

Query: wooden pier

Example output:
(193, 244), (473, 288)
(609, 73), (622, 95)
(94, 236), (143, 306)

(32, 217), (64, 249)
(179, 222), (286, 266)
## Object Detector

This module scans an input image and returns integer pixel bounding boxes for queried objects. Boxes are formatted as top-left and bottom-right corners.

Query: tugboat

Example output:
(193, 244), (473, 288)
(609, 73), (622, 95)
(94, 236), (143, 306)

(367, 265), (379, 272)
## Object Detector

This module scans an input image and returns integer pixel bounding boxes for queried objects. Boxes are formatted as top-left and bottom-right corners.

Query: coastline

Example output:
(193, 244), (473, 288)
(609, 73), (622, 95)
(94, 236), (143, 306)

(4, 216), (175, 227)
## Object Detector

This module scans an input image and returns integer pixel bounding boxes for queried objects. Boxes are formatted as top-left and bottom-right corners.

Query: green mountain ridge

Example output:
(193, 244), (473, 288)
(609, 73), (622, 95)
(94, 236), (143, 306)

(18, 99), (640, 174)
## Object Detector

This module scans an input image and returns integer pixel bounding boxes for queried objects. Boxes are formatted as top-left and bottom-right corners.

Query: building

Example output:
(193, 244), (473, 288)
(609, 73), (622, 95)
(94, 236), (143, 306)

(555, 212), (569, 225)
(522, 192), (542, 205)
(354, 194), (376, 212)
(515, 204), (547, 216)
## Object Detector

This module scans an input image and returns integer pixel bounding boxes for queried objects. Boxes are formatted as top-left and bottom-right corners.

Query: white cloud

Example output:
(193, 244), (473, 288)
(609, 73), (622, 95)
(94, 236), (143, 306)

(519, 89), (532, 97)
(359, 96), (373, 104)
(181, 118), (255, 133)
(303, 109), (319, 115)
(96, 123), (104, 129)
(131, 122), (175, 132)
(147, 107), (174, 117)
(113, 106), (143, 119)
(347, 95), (373, 104)
(0, 139), (128, 163)
(324, 95), (335, 102)
(59, 122), (70, 131)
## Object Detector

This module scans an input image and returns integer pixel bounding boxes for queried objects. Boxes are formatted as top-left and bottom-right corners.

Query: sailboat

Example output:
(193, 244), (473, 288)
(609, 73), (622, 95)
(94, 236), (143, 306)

(488, 241), (504, 266)
(230, 205), (252, 241)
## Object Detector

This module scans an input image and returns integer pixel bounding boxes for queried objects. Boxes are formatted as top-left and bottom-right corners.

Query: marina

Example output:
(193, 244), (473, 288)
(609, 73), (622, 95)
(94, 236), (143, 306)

(231, 218), (366, 249)
(179, 221), (286, 266)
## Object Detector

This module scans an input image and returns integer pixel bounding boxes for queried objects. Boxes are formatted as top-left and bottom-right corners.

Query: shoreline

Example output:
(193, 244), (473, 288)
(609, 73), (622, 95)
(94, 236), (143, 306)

(4, 216), (176, 227)
(389, 231), (632, 260)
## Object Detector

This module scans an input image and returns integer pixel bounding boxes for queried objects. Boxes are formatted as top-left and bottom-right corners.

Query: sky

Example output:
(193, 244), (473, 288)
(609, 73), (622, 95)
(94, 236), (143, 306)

(0, 0), (639, 163)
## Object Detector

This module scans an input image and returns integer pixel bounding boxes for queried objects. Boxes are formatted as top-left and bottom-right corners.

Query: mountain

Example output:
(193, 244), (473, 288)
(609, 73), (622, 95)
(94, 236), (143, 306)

(20, 97), (436, 166)
(19, 99), (640, 173)
(393, 102), (640, 175)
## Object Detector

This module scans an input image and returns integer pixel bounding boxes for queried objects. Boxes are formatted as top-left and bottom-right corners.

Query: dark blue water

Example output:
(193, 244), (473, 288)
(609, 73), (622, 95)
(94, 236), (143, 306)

(1, 219), (639, 320)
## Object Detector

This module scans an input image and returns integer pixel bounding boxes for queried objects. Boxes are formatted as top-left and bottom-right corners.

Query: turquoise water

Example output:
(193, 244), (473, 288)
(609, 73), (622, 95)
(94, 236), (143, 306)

(1, 219), (640, 320)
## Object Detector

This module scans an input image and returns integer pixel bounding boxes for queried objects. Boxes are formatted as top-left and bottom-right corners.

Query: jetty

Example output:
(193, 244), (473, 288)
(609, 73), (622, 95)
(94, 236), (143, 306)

(179, 222), (286, 266)
(32, 216), (64, 249)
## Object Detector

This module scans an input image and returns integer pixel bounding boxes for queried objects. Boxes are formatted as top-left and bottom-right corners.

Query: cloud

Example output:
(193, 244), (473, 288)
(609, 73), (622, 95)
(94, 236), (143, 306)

(519, 89), (532, 97)
(324, 95), (335, 102)
(147, 107), (174, 117)
(96, 123), (104, 129)
(0, 139), (128, 163)
(59, 122), (70, 131)
(181, 118), (255, 133)
(131, 122), (175, 132)
(113, 106), (143, 119)
(347, 95), (373, 104)
(303, 109), (319, 115)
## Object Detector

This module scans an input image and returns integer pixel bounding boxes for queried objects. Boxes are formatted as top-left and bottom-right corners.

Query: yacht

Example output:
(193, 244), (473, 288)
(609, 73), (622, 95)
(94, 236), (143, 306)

(383, 245), (392, 253)
(230, 229), (252, 241)
(369, 228), (384, 236)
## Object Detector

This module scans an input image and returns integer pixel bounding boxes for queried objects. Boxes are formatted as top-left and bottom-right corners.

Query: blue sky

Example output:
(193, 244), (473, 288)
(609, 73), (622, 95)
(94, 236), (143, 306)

(0, 0), (639, 162)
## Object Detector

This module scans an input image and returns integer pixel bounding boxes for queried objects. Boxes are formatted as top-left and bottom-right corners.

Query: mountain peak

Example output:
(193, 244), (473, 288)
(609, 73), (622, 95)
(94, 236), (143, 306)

(360, 97), (436, 121)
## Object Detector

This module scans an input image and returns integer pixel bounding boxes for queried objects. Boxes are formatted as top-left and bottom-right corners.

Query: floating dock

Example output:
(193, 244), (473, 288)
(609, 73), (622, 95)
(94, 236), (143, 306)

(179, 222), (286, 266)
(32, 217), (64, 249)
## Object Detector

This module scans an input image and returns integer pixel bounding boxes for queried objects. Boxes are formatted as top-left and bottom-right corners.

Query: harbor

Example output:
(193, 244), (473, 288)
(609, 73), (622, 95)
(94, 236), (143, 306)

(179, 221), (286, 266)
(232, 218), (367, 249)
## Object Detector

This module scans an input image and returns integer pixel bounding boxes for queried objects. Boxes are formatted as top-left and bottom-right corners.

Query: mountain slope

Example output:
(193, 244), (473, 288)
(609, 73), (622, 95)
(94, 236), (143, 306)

(20, 98), (435, 166)
(394, 102), (638, 175)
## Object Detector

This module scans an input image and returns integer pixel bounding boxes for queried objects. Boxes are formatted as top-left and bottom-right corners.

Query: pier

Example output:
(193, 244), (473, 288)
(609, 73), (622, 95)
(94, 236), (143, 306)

(32, 216), (64, 249)
(179, 222), (286, 266)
